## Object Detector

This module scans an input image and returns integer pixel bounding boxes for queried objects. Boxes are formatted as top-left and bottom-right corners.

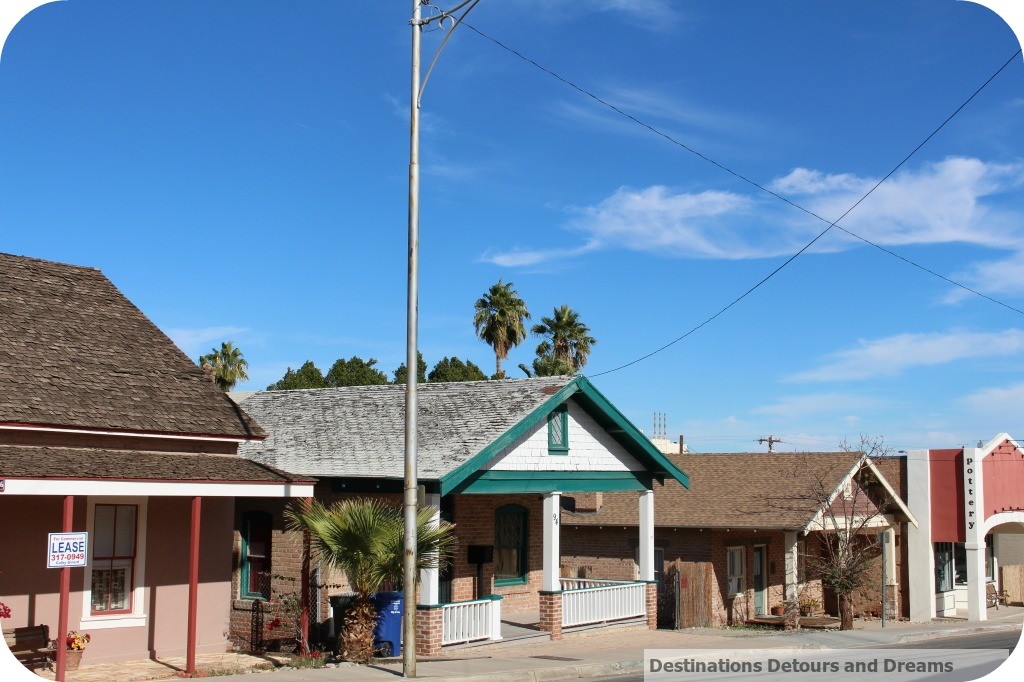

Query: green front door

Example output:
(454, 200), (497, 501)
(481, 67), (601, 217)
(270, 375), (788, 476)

(753, 545), (767, 615)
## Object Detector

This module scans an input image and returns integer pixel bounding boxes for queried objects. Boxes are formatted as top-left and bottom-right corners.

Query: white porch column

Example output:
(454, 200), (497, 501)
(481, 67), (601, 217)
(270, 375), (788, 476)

(883, 525), (897, 618)
(784, 531), (799, 603)
(964, 447), (987, 621)
(906, 449), (935, 621)
(638, 489), (655, 581)
(419, 493), (441, 605)
(542, 492), (561, 592)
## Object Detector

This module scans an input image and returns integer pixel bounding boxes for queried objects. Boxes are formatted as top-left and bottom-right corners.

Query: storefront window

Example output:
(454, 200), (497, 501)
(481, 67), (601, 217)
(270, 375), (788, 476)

(934, 542), (953, 593)
(952, 534), (995, 585)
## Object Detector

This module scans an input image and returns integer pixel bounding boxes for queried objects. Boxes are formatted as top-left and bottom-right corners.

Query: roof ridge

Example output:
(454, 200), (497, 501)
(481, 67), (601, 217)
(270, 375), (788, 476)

(0, 251), (102, 273)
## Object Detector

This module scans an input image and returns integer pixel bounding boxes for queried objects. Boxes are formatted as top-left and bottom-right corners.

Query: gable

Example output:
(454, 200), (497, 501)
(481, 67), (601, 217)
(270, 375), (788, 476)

(482, 401), (644, 474)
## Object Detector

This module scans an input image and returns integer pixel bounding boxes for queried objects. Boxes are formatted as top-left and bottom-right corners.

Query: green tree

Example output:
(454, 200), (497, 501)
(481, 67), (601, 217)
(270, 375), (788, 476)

(286, 498), (455, 663)
(428, 356), (488, 383)
(267, 361), (327, 390)
(531, 305), (596, 373)
(531, 354), (575, 377)
(473, 279), (531, 379)
(197, 341), (250, 392)
(326, 357), (389, 387)
(392, 351), (427, 384)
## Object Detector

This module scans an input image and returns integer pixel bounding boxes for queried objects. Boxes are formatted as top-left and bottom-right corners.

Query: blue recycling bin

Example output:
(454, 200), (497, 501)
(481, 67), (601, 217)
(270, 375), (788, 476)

(372, 591), (403, 657)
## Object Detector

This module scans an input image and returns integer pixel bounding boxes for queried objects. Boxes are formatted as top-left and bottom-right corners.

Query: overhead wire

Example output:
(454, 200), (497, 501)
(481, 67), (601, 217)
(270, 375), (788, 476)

(458, 21), (1023, 375)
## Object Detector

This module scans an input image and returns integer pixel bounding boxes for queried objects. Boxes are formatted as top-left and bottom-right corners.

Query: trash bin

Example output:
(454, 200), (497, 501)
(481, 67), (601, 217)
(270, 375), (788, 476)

(329, 593), (356, 653)
(371, 591), (403, 657)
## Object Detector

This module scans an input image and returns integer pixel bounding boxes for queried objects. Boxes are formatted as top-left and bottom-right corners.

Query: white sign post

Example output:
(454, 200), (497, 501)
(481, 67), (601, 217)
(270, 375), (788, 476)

(47, 532), (87, 568)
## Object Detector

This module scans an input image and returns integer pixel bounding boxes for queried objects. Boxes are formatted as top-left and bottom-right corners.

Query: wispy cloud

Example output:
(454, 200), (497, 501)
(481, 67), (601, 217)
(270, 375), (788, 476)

(167, 326), (248, 359)
(942, 251), (1024, 305)
(517, 0), (682, 30)
(752, 392), (886, 417)
(772, 157), (1024, 251)
(791, 329), (1024, 382)
(481, 157), (1024, 268)
(960, 381), (1024, 421)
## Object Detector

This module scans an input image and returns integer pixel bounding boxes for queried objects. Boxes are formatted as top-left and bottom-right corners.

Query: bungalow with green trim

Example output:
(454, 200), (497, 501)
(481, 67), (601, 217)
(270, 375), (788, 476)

(230, 376), (689, 655)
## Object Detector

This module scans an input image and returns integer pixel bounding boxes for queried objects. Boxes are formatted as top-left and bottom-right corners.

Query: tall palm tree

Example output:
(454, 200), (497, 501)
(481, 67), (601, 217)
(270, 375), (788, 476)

(473, 280), (531, 378)
(531, 305), (596, 373)
(286, 498), (455, 663)
(197, 341), (249, 391)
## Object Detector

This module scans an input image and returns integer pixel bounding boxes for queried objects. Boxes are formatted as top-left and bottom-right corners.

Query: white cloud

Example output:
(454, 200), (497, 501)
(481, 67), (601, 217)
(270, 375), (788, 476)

(752, 393), (885, 417)
(517, 0), (682, 28)
(775, 157), (1024, 251)
(167, 326), (248, 359)
(792, 329), (1024, 382)
(960, 381), (1024, 420)
(942, 251), (1024, 305)
(482, 157), (1024, 268)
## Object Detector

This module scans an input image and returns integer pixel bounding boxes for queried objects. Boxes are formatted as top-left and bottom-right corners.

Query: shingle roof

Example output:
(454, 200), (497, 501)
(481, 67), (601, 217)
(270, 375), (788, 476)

(234, 377), (570, 479)
(0, 253), (263, 437)
(0, 445), (309, 483)
(563, 451), (864, 530)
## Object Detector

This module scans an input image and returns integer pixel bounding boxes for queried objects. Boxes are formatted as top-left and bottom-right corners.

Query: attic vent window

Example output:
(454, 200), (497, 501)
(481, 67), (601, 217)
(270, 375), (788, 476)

(548, 406), (569, 455)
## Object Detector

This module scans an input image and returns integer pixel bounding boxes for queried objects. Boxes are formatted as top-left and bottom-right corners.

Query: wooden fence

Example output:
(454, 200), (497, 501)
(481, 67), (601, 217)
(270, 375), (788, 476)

(1001, 564), (1024, 605)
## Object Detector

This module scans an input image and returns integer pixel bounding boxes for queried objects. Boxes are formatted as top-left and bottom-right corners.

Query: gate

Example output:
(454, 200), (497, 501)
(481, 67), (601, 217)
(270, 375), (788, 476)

(665, 561), (714, 629)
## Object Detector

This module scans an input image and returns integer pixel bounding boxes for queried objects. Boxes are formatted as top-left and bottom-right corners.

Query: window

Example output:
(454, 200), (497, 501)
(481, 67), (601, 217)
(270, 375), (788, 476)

(91, 504), (138, 614)
(934, 542), (954, 593)
(494, 504), (527, 585)
(241, 512), (273, 600)
(547, 407), (569, 455)
(796, 539), (806, 583)
(953, 534), (996, 585)
(727, 546), (745, 596)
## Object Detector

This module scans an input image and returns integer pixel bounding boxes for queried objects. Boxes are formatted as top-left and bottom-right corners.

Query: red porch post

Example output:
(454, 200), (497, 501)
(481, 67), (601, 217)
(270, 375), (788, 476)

(55, 495), (73, 682)
(186, 496), (202, 675)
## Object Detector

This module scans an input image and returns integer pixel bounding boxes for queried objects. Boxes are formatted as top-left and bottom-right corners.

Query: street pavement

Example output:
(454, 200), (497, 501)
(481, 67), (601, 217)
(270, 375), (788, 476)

(224, 612), (1023, 682)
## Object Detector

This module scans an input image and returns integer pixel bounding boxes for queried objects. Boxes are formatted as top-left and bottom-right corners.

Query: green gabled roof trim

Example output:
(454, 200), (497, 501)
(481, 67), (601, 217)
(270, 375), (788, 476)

(438, 376), (690, 495)
(453, 470), (652, 494)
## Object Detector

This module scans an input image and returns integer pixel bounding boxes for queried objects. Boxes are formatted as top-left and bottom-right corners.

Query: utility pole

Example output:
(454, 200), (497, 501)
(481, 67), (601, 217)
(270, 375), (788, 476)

(404, 1), (481, 676)
(403, 3), (422, 677)
(758, 435), (782, 453)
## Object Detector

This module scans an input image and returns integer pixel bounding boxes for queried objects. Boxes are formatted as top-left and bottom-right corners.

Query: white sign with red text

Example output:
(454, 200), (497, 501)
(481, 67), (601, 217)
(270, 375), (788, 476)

(47, 532), (87, 568)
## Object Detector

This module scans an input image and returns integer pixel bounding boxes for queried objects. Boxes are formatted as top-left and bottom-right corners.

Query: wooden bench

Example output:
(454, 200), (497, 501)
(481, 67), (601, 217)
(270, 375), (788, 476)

(3, 625), (52, 670)
(986, 583), (1010, 609)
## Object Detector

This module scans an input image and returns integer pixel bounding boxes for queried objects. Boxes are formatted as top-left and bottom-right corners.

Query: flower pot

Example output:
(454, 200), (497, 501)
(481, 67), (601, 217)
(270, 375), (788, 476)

(770, 605), (785, 616)
(64, 649), (84, 671)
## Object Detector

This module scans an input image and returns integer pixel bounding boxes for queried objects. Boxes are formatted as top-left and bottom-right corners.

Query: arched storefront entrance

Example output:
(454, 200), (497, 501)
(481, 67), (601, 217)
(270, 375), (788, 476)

(907, 434), (1024, 621)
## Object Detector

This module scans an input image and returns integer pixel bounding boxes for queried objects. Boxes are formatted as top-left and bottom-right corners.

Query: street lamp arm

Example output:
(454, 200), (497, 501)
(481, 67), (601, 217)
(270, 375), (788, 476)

(418, 0), (482, 104)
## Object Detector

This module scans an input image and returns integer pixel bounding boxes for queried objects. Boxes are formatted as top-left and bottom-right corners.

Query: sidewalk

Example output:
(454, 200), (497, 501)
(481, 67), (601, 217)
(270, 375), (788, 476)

(226, 612), (1024, 682)
(44, 610), (1024, 682)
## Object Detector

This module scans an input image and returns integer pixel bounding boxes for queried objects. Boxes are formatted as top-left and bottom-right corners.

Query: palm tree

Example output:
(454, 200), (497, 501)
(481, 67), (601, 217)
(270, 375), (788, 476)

(286, 499), (455, 663)
(197, 341), (249, 391)
(531, 305), (596, 373)
(473, 280), (531, 378)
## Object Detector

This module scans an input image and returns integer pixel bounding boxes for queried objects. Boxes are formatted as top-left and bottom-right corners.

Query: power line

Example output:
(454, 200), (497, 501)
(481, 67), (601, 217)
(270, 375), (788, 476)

(460, 22), (1023, 374)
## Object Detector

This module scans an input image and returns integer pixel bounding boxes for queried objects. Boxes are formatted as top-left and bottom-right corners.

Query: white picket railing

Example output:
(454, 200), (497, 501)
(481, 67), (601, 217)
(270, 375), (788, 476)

(559, 577), (633, 591)
(441, 597), (502, 646)
(561, 580), (646, 628)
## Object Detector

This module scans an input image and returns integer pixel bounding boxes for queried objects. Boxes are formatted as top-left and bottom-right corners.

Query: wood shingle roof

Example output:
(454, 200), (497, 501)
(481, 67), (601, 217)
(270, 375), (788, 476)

(0, 253), (263, 438)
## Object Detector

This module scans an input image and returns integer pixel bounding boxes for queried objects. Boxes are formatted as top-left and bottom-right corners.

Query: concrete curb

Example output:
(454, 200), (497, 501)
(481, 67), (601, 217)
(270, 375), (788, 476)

(430, 659), (643, 682)
(895, 623), (1022, 645)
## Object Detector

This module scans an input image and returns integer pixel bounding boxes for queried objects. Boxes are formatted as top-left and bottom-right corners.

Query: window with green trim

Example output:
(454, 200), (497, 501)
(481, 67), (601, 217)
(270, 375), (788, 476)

(494, 504), (528, 585)
(547, 407), (569, 455)
(241, 512), (272, 600)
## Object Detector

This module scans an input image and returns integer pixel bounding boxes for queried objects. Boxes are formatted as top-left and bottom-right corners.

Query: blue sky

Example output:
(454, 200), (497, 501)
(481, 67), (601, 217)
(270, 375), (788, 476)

(1, 1), (1022, 453)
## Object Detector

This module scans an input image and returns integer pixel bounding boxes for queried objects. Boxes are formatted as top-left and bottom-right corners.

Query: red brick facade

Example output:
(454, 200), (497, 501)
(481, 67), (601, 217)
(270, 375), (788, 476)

(538, 592), (563, 639)
(414, 607), (443, 656)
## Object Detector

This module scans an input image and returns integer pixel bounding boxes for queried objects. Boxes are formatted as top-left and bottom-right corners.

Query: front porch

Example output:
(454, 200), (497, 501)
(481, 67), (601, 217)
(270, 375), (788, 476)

(416, 490), (660, 656)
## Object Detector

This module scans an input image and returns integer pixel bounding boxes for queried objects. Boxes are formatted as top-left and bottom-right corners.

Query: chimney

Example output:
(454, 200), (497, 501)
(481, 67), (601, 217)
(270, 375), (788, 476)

(573, 492), (603, 513)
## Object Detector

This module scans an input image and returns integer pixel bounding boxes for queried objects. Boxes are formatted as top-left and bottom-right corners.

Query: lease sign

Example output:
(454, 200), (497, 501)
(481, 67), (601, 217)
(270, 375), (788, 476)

(48, 532), (88, 568)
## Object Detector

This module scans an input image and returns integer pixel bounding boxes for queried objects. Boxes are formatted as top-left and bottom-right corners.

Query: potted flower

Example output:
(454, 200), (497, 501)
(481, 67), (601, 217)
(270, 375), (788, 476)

(62, 631), (91, 670)
(800, 598), (820, 617)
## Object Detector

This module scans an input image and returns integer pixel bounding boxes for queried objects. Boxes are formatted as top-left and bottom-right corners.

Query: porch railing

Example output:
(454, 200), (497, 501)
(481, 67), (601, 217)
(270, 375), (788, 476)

(441, 596), (502, 646)
(560, 579), (646, 628)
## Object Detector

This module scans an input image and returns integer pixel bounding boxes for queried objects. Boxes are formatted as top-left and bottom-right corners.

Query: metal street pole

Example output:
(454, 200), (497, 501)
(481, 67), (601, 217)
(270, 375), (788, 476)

(402, 0), (422, 677)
